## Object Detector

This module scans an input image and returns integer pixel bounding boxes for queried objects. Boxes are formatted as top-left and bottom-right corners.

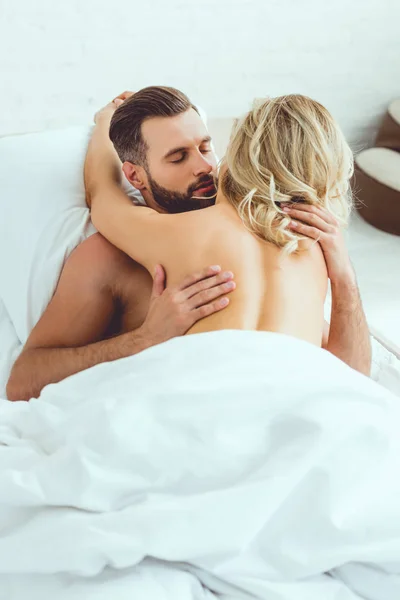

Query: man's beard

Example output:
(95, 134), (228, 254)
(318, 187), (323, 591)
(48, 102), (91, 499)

(147, 171), (217, 214)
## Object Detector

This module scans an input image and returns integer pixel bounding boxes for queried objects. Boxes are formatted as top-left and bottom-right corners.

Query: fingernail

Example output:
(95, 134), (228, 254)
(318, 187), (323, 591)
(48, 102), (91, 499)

(220, 298), (229, 306)
(290, 221), (297, 227)
(225, 281), (235, 289)
(210, 265), (221, 272)
(223, 271), (233, 278)
(282, 207), (290, 212)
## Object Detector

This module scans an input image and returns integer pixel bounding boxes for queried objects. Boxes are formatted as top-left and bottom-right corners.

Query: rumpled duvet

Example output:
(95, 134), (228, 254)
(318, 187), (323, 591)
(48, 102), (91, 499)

(1, 330), (400, 600)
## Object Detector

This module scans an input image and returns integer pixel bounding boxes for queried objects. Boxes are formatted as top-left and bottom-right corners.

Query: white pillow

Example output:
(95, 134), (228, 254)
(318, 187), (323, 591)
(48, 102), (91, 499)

(0, 298), (21, 397)
(0, 107), (209, 346)
(0, 127), (94, 343)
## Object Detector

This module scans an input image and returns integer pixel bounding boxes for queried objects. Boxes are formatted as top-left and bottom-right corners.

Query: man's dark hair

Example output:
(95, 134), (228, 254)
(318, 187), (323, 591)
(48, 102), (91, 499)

(109, 86), (199, 166)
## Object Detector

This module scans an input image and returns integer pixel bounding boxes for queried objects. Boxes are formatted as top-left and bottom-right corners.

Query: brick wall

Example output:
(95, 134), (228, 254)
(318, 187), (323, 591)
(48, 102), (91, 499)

(1, 0), (399, 147)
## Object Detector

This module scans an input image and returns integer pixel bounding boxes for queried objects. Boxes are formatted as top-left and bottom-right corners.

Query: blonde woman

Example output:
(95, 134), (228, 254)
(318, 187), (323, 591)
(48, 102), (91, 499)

(86, 89), (370, 373)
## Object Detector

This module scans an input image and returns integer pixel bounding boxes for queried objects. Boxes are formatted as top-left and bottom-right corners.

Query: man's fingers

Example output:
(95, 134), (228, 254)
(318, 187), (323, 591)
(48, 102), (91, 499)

(182, 269), (234, 300)
(192, 297), (230, 321)
(282, 203), (337, 226)
(284, 208), (332, 233)
(178, 265), (223, 291)
(188, 279), (236, 309)
(288, 220), (323, 240)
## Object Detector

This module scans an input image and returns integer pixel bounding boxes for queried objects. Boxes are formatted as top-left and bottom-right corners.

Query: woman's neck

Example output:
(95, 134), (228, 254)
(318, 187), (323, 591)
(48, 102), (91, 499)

(214, 188), (230, 206)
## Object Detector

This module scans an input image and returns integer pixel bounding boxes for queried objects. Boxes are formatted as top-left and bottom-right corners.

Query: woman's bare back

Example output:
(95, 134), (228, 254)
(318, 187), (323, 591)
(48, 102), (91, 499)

(163, 200), (328, 346)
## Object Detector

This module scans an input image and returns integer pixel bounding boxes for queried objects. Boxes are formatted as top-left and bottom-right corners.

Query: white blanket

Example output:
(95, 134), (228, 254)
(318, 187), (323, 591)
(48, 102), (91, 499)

(1, 330), (400, 600)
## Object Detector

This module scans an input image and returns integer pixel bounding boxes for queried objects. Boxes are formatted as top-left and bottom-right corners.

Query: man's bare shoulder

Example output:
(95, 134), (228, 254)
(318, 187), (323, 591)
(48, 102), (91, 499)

(62, 233), (144, 286)
(66, 233), (151, 304)
(68, 233), (133, 268)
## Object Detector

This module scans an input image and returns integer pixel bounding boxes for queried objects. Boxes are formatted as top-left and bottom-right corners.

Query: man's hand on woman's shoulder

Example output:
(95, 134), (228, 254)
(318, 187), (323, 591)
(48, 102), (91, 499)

(282, 202), (355, 285)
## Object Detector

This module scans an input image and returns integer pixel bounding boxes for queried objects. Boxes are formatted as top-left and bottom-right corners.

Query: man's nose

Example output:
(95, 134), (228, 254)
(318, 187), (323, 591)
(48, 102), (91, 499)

(193, 152), (214, 177)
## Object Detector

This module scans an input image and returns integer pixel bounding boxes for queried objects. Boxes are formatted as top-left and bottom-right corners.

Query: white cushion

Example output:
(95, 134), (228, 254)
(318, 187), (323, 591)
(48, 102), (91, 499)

(355, 147), (400, 193)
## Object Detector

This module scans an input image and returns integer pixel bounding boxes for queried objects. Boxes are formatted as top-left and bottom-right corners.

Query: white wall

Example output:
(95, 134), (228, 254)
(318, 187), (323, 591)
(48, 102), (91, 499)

(1, 0), (399, 147)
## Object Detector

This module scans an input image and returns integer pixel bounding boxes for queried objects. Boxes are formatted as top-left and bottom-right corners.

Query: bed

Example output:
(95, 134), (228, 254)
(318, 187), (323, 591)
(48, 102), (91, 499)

(1, 126), (400, 600)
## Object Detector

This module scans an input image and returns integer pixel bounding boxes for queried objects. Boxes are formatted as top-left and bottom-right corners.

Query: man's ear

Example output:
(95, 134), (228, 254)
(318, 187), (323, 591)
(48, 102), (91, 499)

(122, 162), (147, 191)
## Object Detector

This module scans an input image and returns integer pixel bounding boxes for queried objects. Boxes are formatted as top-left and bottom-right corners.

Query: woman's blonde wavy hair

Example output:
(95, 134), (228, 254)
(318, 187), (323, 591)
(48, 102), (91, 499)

(221, 94), (354, 255)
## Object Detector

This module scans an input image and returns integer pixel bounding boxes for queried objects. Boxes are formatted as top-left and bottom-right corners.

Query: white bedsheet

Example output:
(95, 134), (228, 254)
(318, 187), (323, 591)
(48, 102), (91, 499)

(1, 296), (400, 400)
(1, 330), (400, 599)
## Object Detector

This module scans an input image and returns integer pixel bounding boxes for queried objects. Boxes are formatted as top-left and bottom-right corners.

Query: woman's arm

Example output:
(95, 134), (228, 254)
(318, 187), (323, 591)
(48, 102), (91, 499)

(84, 99), (167, 272)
